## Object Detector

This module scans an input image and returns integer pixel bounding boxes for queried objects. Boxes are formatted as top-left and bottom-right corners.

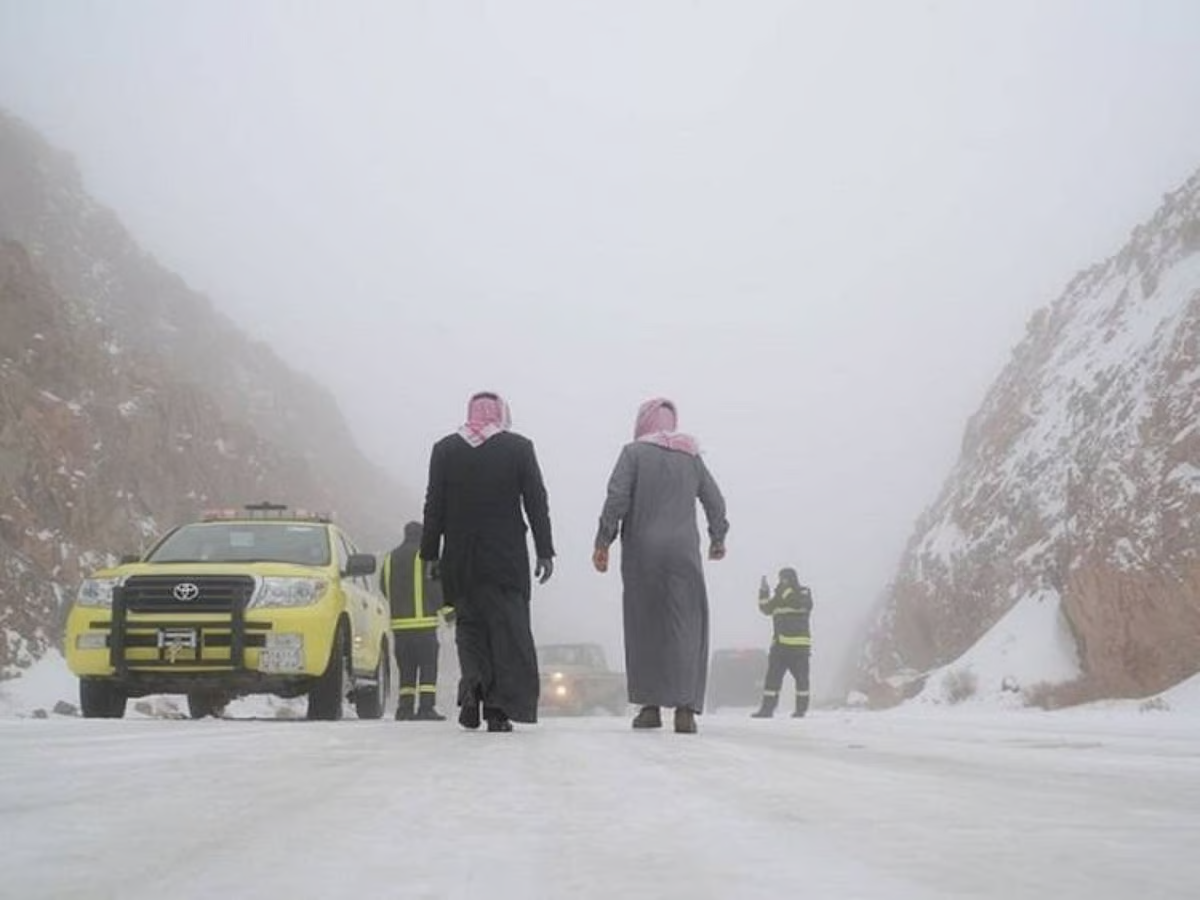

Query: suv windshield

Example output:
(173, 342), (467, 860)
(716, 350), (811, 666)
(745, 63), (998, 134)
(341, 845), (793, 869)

(147, 522), (331, 566)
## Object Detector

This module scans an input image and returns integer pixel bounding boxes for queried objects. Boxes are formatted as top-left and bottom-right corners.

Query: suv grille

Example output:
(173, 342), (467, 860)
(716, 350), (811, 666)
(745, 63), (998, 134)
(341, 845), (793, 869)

(122, 575), (256, 614)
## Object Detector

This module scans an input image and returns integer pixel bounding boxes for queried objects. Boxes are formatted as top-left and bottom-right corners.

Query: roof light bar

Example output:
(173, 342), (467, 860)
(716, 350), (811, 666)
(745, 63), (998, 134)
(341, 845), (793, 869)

(200, 504), (333, 523)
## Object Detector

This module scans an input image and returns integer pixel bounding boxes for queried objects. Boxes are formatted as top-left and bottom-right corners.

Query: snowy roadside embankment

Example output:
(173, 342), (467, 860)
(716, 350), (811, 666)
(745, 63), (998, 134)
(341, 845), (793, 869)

(0, 650), (299, 719)
(900, 586), (1200, 715)
(907, 589), (1082, 709)
(4, 645), (1199, 721)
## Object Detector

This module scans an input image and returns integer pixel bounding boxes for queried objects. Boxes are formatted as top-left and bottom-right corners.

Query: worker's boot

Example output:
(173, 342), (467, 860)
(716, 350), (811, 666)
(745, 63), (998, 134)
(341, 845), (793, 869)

(631, 705), (662, 729)
(394, 692), (415, 721)
(673, 707), (698, 734)
(792, 693), (810, 719)
(750, 695), (777, 719)
(415, 691), (446, 721)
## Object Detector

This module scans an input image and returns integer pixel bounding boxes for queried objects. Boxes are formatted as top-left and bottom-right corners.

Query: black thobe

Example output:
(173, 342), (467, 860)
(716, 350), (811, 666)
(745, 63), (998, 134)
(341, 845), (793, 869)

(420, 431), (554, 723)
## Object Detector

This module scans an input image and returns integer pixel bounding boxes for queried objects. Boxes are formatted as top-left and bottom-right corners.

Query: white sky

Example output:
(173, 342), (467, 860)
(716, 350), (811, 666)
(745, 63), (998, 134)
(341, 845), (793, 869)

(4, 0), (1200, 696)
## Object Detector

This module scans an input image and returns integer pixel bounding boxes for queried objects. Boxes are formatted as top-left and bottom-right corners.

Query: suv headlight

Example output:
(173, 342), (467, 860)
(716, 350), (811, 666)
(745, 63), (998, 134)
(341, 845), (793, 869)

(76, 578), (119, 607)
(249, 577), (329, 609)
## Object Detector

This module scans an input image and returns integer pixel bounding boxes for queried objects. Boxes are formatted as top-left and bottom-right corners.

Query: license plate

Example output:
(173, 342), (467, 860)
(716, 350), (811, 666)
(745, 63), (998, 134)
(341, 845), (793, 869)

(259, 647), (304, 673)
(157, 628), (197, 650)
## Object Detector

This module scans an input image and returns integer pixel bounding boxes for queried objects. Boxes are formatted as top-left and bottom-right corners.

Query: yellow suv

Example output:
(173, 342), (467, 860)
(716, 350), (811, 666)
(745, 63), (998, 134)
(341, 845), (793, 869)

(65, 503), (391, 720)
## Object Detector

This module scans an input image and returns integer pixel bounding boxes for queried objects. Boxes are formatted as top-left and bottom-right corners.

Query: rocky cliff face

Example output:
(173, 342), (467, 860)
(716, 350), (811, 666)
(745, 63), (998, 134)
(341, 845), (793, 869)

(0, 112), (413, 675)
(859, 171), (1200, 705)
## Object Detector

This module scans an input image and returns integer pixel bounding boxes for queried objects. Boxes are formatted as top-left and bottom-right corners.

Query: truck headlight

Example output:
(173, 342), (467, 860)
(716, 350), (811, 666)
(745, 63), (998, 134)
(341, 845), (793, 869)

(249, 577), (328, 609)
(76, 578), (119, 607)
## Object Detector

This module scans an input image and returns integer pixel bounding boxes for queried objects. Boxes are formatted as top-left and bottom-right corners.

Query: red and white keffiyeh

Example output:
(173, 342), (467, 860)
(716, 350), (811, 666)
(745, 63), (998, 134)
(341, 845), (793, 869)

(458, 392), (512, 447)
(634, 398), (700, 456)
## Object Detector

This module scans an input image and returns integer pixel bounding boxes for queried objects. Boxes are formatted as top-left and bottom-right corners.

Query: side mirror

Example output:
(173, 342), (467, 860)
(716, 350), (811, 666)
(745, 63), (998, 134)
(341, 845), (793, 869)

(119, 554), (141, 565)
(344, 553), (376, 578)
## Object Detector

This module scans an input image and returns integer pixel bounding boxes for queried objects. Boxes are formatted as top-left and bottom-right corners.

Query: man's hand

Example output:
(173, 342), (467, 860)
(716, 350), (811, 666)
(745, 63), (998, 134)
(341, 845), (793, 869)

(425, 560), (441, 582)
(592, 546), (609, 574)
(535, 558), (554, 584)
(708, 542), (726, 561)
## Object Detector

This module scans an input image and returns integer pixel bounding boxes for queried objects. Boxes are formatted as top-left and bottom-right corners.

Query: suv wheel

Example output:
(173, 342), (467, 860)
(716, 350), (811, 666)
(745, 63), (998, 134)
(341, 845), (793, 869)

(80, 679), (126, 719)
(187, 692), (228, 719)
(353, 638), (390, 720)
(307, 625), (349, 721)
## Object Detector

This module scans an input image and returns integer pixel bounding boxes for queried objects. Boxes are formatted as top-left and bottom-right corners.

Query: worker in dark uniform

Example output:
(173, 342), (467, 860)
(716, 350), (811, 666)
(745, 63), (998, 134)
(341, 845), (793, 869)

(751, 567), (813, 718)
(381, 520), (451, 721)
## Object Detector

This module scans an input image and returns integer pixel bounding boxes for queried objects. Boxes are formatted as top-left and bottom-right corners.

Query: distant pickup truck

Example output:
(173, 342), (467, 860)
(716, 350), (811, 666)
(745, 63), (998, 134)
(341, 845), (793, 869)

(538, 643), (627, 716)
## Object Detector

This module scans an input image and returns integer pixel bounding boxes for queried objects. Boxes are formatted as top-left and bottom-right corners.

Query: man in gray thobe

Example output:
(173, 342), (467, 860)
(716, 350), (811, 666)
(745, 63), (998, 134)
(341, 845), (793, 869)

(593, 398), (729, 734)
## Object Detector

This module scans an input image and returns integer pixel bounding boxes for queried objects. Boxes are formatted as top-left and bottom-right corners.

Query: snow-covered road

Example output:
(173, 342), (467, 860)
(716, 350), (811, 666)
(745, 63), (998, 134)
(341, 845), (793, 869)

(2, 710), (1197, 900)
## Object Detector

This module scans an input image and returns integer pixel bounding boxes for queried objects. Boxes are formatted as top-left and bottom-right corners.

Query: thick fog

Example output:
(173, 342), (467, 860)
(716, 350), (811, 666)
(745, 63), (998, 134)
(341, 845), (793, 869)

(4, 1), (1200, 697)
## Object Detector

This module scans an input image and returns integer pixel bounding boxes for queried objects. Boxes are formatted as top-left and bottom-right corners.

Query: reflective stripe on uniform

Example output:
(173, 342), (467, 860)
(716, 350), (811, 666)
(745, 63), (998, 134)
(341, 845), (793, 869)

(795, 690), (810, 697)
(388, 553), (432, 628)
(398, 687), (417, 697)
(776, 635), (812, 647)
(412, 554), (426, 622)
(772, 607), (804, 615)
(417, 684), (437, 694)
(762, 690), (779, 698)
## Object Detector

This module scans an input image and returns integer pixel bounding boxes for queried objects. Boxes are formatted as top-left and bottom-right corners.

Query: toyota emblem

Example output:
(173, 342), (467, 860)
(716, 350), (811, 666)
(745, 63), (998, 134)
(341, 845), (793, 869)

(173, 582), (200, 602)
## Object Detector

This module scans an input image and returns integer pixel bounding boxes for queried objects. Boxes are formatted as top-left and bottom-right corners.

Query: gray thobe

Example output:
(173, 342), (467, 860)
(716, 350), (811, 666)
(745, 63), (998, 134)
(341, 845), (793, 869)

(596, 441), (729, 712)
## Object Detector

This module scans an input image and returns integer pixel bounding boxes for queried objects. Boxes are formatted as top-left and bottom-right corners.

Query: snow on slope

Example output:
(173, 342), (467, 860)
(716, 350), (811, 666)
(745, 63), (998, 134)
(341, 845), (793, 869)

(909, 589), (1081, 709)
(1158, 670), (1200, 710)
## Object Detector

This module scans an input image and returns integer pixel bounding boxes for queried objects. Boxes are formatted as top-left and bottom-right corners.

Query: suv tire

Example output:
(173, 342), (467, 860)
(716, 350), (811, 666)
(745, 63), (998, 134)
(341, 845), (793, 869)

(353, 638), (390, 720)
(307, 625), (349, 721)
(187, 692), (228, 719)
(80, 679), (126, 719)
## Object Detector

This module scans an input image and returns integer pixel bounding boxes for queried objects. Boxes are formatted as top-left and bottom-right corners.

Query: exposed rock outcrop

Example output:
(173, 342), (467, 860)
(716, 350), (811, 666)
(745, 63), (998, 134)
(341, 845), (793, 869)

(0, 112), (413, 674)
(859, 172), (1200, 705)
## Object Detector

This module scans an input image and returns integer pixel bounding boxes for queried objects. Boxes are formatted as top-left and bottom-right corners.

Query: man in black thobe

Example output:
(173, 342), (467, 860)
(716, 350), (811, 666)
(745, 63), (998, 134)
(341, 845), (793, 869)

(420, 392), (555, 732)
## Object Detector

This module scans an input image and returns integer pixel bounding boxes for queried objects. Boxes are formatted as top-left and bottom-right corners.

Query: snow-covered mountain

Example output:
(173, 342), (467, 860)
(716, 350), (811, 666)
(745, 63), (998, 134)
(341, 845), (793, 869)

(0, 111), (414, 675)
(858, 169), (1200, 707)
